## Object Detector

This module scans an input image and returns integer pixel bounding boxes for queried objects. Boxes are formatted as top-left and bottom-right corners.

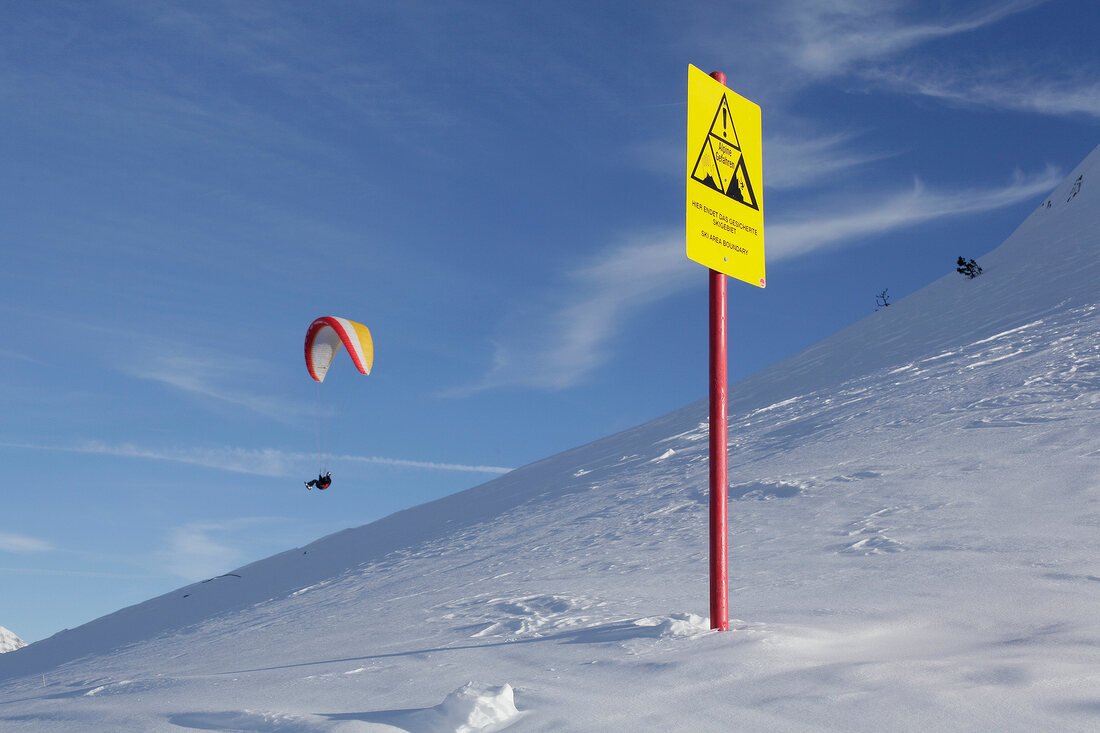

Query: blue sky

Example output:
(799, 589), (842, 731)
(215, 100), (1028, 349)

(1, 0), (1097, 643)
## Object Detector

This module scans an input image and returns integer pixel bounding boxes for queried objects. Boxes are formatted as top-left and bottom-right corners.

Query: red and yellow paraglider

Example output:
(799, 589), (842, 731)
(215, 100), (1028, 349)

(303, 316), (373, 490)
(304, 316), (374, 382)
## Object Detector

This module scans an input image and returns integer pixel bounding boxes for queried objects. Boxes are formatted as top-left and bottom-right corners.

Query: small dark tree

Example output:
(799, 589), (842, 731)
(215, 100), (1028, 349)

(956, 256), (983, 279)
(875, 289), (891, 310)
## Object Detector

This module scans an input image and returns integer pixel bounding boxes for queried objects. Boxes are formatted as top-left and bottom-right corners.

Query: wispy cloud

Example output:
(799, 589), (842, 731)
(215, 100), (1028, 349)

(768, 165), (1062, 261)
(0, 349), (41, 365)
(777, 0), (1046, 79)
(445, 232), (697, 396)
(1, 441), (511, 477)
(125, 2), (456, 145)
(73, 441), (296, 477)
(0, 532), (54, 553)
(863, 67), (1100, 119)
(335, 454), (513, 474)
(765, 133), (890, 190)
(13, 312), (319, 426)
(0, 567), (153, 579)
(160, 518), (279, 580)
(129, 352), (315, 424)
(776, 1), (1100, 121)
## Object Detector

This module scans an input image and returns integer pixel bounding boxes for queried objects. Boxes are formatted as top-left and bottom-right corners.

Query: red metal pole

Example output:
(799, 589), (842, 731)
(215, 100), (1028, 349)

(708, 70), (729, 632)
(708, 267), (729, 631)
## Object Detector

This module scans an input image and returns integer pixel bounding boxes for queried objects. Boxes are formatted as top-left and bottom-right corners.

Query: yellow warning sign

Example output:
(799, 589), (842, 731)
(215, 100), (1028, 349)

(686, 64), (765, 288)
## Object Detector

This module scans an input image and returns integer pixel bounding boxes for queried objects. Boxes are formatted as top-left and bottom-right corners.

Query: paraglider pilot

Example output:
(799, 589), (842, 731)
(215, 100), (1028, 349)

(305, 472), (332, 490)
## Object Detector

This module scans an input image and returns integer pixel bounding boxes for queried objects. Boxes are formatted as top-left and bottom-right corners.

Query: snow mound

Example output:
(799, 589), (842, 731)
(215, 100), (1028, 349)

(169, 710), (323, 732)
(435, 682), (521, 733)
(631, 612), (711, 639)
(0, 627), (25, 654)
(556, 612), (714, 645)
(168, 683), (521, 732)
(331, 683), (522, 733)
(663, 612), (711, 637)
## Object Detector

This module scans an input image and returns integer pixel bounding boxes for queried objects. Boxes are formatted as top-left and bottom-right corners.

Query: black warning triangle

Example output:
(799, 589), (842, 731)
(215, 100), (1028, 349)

(707, 95), (740, 150)
(727, 153), (758, 209)
(690, 94), (759, 211)
(691, 137), (726, 195)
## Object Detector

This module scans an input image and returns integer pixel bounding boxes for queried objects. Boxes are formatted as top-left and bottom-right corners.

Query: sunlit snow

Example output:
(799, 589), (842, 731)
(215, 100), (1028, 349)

(0, 628), (25, 655)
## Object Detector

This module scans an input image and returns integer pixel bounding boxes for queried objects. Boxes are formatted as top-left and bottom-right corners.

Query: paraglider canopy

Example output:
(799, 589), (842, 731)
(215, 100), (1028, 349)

(304, 316), (374, 382)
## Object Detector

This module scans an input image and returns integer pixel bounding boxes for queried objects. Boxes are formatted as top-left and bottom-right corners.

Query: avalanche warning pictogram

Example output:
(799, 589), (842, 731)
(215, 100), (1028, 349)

(690, 94), (758, 210)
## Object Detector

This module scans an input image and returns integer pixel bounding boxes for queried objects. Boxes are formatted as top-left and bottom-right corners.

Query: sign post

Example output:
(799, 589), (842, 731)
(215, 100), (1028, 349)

(709, 259), (728, 631)
(685, 65), (765, 631)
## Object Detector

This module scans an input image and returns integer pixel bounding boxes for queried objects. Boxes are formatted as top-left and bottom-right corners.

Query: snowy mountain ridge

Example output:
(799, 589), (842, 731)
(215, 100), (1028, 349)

(0, 627), (25, 654)
(0, 144), (1097, 731)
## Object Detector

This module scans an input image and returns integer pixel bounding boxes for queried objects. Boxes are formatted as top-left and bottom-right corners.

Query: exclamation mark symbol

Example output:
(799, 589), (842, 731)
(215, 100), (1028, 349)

(722, 107), (727, 138)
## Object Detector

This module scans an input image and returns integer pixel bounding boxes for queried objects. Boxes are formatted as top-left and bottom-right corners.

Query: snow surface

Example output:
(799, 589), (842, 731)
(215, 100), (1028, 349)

(0, 145), (1098, 731)
(0, 627), (25, 654)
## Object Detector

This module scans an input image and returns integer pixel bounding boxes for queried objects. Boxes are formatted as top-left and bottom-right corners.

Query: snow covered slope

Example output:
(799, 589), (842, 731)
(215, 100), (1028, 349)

(0, 627), (25, 654)
(0, 145), (1097, 731)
